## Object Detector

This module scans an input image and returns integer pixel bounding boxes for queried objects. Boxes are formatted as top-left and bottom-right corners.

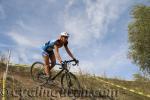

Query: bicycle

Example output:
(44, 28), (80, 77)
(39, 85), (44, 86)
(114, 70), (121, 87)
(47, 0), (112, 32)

(30, 60), (81, 90)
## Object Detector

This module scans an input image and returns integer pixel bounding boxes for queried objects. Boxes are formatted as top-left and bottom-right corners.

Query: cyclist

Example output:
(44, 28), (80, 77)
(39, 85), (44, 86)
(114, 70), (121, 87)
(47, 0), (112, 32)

(41, 32), (78, 78)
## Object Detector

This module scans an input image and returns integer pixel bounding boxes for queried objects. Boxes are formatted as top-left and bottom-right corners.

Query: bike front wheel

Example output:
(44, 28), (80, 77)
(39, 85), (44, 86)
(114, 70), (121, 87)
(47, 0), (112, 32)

(61, 72), (81, 90)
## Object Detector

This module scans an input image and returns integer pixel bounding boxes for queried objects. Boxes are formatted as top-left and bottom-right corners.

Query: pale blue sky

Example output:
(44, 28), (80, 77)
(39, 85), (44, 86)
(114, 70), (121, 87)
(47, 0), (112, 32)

(0, 0), (149, 80)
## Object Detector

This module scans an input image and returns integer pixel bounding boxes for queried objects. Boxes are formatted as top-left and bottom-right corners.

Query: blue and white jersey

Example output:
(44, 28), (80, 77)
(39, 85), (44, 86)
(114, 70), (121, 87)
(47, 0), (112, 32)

(42, 39), (57, 53)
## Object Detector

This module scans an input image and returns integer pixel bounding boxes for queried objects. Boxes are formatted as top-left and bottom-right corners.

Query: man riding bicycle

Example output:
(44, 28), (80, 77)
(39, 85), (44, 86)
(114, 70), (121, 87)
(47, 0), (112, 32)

(41, 32), (78, 78)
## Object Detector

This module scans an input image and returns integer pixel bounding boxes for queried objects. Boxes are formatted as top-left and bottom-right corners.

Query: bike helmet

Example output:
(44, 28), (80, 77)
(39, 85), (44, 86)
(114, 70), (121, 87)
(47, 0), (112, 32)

(60, 32), (69, 37)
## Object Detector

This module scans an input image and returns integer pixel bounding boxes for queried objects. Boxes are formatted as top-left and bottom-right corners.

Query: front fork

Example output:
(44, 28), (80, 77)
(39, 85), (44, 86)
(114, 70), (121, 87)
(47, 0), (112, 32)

(65, 72), (73, 88)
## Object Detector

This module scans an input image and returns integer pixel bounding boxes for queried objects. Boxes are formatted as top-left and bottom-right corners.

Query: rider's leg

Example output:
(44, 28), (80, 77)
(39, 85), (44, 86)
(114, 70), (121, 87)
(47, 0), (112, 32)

(43, 54), (50, 76)
(49, 54), (56, 74)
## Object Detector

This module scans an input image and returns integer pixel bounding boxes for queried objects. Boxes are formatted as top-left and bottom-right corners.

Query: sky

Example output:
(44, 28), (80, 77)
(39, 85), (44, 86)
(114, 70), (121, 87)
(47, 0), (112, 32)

(0, 0), (149, 80)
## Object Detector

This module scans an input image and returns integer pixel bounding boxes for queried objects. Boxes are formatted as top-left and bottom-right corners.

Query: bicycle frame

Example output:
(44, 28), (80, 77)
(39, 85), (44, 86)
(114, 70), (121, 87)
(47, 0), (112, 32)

(50, 63), (70, 80)
(31, 59), (80, 88)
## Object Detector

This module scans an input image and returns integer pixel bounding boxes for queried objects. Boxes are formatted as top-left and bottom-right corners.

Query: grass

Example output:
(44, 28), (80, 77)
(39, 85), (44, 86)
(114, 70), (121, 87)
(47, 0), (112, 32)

(0, 62), (150, 100)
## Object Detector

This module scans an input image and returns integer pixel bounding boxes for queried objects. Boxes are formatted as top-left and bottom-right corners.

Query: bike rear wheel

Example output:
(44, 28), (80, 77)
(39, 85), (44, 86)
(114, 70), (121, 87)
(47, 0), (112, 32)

(61, 72), (81, 90)
(30, 62), (47, 85)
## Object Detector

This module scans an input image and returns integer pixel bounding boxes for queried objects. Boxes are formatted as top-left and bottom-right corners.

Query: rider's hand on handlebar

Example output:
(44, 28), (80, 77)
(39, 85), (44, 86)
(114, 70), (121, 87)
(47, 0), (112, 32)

(60, 61), (65, 66)
(73, 58), (79, 65)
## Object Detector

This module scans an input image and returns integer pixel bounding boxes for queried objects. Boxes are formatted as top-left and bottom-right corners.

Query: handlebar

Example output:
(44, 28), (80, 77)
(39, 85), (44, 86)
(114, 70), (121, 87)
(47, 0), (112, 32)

(63, 59), (79, 66)
(58, 60), (79, 69)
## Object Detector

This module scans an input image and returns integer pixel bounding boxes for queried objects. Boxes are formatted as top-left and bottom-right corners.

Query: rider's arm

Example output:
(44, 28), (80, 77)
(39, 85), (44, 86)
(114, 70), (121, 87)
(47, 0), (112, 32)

(64, 45), (75, 60)
(54, 45), (62, 64)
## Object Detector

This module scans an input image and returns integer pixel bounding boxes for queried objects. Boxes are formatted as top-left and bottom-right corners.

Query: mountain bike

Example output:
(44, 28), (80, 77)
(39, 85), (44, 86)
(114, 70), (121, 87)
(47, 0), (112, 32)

(30, 60), (81, 90)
